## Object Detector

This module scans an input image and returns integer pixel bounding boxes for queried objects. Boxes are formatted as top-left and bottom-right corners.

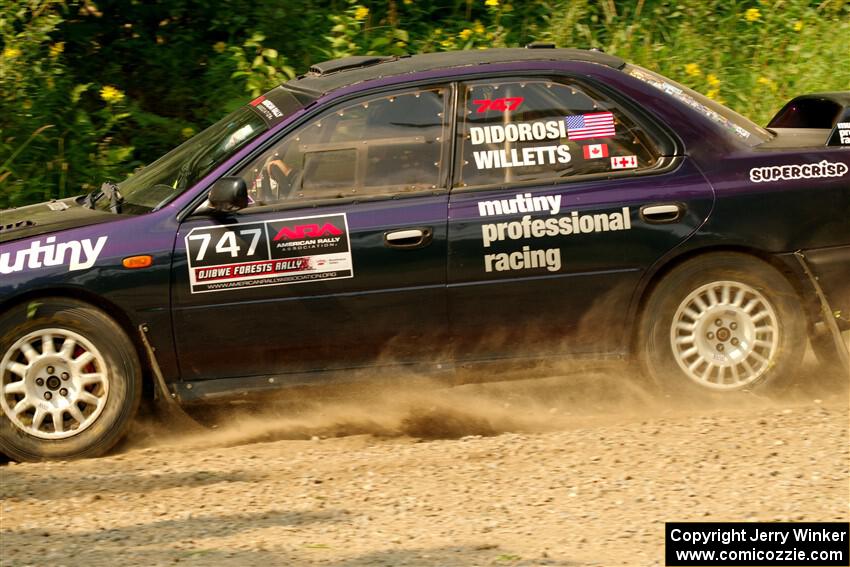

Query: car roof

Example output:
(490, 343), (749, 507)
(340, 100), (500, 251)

(285, 47), (626, 98)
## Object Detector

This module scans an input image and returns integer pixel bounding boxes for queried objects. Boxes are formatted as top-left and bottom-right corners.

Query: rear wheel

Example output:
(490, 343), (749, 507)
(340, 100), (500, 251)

(0, 298), (141, 461)
(639, 253), (807, 396)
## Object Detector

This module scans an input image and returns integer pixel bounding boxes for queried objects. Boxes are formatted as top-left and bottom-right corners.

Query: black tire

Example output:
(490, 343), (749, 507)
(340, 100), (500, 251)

(0, 298), (141, 461)
(638, 253), (807, 397)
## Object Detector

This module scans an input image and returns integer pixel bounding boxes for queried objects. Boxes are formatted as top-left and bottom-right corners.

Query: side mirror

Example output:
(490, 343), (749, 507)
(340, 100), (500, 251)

(208, 177), (248, 212)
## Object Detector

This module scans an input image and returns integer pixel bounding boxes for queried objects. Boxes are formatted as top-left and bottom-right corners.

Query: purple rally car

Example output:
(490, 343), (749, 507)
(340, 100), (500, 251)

(1, 46), (848, 461)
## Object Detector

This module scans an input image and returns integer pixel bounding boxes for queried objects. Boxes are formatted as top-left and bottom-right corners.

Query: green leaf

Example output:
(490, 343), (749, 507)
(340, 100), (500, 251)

(393, 28), (409, 42)
(370, 36), (390, 49)
(70, 83), (91, 104)
(27, 302), (42, 319)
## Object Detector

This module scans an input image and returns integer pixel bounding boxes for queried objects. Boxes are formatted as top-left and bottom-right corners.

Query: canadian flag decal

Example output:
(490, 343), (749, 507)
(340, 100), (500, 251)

(583, 144), (609, 159)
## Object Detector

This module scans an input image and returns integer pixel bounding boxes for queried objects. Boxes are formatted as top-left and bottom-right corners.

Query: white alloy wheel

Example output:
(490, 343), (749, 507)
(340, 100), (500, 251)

(1, 328), (110, 439)
(640, 253), (806, 398)
(670, 281), (780, 390)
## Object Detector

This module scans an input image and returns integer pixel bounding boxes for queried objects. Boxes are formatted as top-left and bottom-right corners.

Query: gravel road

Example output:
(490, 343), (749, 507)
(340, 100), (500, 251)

(1, 365), (848, 567)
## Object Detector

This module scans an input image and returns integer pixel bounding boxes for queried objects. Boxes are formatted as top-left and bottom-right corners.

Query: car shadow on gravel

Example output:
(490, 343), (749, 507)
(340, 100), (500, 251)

(0, 509), (345, 563)
(325, 545), (584, 566)
(0, 468), (266, 502)
(0, 535), (584, 567)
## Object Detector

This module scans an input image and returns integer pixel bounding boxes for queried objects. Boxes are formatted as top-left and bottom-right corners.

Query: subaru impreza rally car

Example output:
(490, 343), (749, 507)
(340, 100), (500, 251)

(1, 47), (848, 461)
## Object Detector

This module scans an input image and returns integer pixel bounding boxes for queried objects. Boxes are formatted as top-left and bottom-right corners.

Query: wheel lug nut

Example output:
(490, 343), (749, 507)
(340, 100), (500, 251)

(46, 366), (54, 374)
(44, 391), (52, 400)
(706, 332), (715, 340)
(61, 372), (69, 381)
(715, 319), (723, 327)
(730, 322), (738, 330)
(59, 388), (68, 396)
(716, 344), (725, 352)
(35, 378), (45, 386)
(731, 338), (740, 346)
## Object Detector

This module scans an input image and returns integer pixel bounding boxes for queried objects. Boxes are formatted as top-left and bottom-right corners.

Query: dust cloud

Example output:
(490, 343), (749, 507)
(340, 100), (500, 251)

(122, 350), (847, 455)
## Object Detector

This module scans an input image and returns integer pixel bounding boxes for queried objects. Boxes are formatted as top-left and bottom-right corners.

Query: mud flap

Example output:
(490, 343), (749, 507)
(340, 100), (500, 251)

(138, 325), (206, 432)
(793, 252), (850, 376)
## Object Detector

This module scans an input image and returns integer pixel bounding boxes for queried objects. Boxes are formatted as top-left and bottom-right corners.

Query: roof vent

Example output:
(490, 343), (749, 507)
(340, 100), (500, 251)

(0, 219), (35, 234)
(308, 55), (396, 75)
(526, 42), (556, 49)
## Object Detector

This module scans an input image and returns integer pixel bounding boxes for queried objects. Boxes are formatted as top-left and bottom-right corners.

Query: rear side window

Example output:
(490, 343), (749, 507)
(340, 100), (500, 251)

(239, 87), (450, 205)
(457, 79), (662, 188)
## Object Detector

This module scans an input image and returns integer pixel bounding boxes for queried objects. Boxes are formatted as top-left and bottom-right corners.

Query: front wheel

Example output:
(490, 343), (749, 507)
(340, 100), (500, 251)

(0, 298), (141, 461)
(639, 253), (807, 396)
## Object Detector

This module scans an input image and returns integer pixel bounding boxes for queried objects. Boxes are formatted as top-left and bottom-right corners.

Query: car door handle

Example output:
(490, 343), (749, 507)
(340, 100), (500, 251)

(640, 203), (685, 223)
(384, 227), (433, 249)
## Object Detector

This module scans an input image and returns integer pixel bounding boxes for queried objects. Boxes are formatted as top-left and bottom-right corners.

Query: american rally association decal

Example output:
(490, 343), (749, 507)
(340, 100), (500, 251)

(749, 160), (848, 183)
(185, 213), (353, 293)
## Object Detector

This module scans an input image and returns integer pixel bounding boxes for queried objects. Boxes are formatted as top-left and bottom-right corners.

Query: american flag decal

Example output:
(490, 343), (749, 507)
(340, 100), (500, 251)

(565, 112), (616, 141)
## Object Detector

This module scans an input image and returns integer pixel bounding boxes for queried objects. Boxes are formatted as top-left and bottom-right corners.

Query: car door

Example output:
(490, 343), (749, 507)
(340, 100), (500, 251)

(171, 85), (453, 383)
(447, 77), (714, 361)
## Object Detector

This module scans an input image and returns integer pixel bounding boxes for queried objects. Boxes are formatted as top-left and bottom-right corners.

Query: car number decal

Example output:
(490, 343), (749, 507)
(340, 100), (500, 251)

(184, 213), (353, 293)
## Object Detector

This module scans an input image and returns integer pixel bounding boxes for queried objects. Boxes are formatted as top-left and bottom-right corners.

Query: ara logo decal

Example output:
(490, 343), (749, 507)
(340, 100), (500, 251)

(273, 223), (344, 241)
(0, 236), (108, 275)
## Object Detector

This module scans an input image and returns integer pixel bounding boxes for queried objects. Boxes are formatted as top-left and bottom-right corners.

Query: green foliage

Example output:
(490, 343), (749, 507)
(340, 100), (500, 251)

(544, 0), (850, 124)
(1, 0), (848, 209)
(229, 32), (295, 98)
(1, 1), (134, 207)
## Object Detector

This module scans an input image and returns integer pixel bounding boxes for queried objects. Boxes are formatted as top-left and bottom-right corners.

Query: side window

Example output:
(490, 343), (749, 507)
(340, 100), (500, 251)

(457, 79), (661, 188)
(240, 87), (450, 205)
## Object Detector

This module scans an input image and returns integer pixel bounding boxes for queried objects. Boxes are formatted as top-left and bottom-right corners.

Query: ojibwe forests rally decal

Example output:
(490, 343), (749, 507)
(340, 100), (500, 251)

(185, 213), (353, 293)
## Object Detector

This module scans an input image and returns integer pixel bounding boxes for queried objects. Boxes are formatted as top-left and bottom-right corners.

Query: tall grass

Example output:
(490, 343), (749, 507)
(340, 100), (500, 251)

(543, 0), (850, 124)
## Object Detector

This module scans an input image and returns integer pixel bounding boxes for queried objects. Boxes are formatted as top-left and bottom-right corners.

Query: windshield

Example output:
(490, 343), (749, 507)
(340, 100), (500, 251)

(91, 87), (306, 214)
(99, 108), (266, 213)
(626, 64), (773, 146)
